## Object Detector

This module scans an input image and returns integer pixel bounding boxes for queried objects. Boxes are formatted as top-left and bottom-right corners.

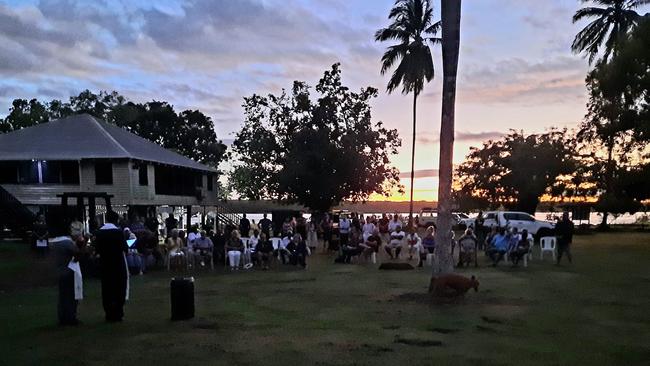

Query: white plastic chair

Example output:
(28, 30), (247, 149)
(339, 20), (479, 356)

(540, 236), (556, 261)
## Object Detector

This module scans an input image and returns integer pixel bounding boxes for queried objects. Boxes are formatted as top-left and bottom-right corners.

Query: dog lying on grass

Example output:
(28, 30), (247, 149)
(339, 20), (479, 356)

(428, 274), (479, 298)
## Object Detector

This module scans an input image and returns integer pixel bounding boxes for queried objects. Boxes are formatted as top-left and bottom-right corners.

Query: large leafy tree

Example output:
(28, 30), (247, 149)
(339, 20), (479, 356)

(455, 130), (578, 214)
(0, 91), (227, 167)
(376, 0), (440, 224)
(578, 16), (650, 225)
(572, 0), (649, 64)
(229, 63), (402, 212)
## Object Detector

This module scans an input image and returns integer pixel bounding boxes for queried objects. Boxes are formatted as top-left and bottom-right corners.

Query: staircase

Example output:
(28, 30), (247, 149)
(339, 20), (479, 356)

(0, 185), (35, 239)
(213, 204), (242, 228)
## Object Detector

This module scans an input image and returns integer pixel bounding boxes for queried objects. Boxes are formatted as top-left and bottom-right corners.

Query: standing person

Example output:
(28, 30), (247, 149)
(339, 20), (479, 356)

(94, 211), (129, 322)
(226, 230), (244, 270)
(307, 219), (319, 253)
(321, 214), (333, 251)
(555, 212), (575, 265)
(239, 214), (251, 237)
(295, 216), (308, 240)
(351, 213), (362, 232)
(33, 214), (49, 255)
(388, 214), (401, 233)
(378, 214), (390, 244)
(165, 215), (178, 239)
(250, 219), (259, 234)
(474, 211), (485, 249)
(259, 213), (273, 238)
(50, 220), (82, 326)
(339, 214), (351, 247)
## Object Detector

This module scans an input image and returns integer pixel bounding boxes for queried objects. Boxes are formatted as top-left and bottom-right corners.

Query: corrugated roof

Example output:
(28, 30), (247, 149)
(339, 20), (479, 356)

(0, 114), (215, 172)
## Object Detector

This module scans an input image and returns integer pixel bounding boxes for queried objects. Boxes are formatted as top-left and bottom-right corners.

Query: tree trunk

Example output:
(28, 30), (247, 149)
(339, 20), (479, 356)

(600, 138), (614, 229)
(433, 0), (462, 276)
(409, 92), (418, 224)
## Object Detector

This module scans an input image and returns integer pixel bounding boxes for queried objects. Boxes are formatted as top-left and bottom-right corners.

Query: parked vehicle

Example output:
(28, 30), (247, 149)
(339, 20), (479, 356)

(462, 211), (554, 240)
(419, 208), (469, 229)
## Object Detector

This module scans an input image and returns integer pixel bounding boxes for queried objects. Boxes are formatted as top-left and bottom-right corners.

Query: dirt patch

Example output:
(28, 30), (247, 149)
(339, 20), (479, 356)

(192, 319), (220, 330)
(475, 325), (497, 333)
(480, 316), (504, 324)
(394, 335), (443, 347)
(382, 325), (401, 330)
(427, 327), (460, 334)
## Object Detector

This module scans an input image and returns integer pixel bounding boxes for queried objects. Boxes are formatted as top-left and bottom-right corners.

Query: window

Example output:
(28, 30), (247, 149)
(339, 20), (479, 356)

(195, 173), (203, 187)
(518, 213), (535, 222)
(61, 161), (80, 184)
(138, 164), (148, 186)
(484, 213), (496, 220)
(0, 162), (18, 184)
(207, 174), (213, 191)
(95, 161), (113, 185)
(41, 161), (61, 183)
(18, 161), (39, 184)
(503, 213), (517, 221)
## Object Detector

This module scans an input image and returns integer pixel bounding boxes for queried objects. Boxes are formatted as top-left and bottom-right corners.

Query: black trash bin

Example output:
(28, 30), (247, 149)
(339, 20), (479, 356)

(170, 277), (195, 320)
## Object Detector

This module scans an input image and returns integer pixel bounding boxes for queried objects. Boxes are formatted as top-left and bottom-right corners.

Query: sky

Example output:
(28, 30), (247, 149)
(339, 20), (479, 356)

(0, 0), (608, 201)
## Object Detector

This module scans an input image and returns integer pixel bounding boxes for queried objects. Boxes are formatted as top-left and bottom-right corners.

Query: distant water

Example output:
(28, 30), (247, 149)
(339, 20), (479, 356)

(227, 211), (648, 225)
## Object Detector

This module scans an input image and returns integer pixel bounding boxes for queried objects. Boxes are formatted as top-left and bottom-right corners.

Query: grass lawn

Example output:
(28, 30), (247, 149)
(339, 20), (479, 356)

(1, 232), (650, 366)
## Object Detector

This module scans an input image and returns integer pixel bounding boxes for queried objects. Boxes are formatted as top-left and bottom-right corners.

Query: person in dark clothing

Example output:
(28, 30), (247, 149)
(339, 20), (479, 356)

(259, 213), (273, 237)
(255, 233), (275, 270)
(95, 211), (129, 322)
(509, 229), (531, 266)
(50, 220), (81, 326)
(165, 215), (178, 239)
(239, 214), (251, 237)
(555, 212), (574, 265)
(286, 234), (309, 268)
(33, 214), (49, 254)
(474, 211), (486, 250)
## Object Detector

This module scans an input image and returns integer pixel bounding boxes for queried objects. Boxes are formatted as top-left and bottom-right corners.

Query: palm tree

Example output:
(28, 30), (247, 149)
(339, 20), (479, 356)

(572, 0), (649, 64)
(434, 0), (461, 276)
(375, 0), (441, 225)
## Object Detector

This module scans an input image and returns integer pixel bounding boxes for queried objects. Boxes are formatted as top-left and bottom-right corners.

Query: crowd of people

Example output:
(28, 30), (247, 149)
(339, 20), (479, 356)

(37, 208), (575, 326)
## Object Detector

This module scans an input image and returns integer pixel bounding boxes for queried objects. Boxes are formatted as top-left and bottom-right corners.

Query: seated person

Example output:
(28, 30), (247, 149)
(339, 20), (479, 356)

(487, 227), (509, 266)
(255, 232), (275, 270)
(457, 228), (478, 267)
(418, 226), (436, 267)
(285, 233), (310, 268)
(385, 225), (405, 259)
(276, 232), (293, 264)
(360, 228), (382, 259)
(405, 228), (422, 260)
(226, 230), (244, 270)
(342, 227), (364, 263)
(508, 229), (531, 266)
(361, 217), (376, 242)
(193, 230), (214, 267)
(166, 229), (186, 269)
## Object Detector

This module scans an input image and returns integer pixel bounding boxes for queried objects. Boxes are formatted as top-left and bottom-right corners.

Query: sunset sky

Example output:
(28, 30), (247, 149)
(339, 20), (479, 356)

(0, 0), (616, 201)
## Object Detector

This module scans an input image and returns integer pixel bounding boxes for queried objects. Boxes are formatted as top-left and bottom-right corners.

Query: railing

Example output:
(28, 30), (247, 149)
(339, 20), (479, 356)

(213, 204), (242, 228)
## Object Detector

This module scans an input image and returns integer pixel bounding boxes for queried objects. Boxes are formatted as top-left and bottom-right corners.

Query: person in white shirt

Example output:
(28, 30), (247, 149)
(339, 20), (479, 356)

(339, 215), (351, 247)
(405, 228), (422, 260)
(244, 229), (260, 267)
(385, 225), (405, 259)
(362, 217), (376, 242)
(278, 232), (293, 264)
(388, 214), (402, 233)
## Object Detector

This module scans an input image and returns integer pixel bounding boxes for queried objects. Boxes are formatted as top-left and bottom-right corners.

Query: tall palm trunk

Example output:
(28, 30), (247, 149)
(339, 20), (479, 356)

(409, 92), (418, 225)
(433, 0), (461, 276)
(601, 136), (615, 229)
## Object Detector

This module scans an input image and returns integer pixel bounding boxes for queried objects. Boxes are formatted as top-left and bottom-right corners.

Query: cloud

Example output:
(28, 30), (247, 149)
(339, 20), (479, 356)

(416, 130), (504, 144)
(399, 169), (439, 179)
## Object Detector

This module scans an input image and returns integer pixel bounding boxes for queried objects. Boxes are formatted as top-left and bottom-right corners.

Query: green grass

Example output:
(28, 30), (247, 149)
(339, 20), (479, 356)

(1, 232), (650, 366)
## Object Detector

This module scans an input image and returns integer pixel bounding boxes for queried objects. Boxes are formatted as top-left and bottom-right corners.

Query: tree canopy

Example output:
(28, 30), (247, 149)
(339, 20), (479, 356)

(0, 90), (227, 168)
(454, 130), (577, 214)
(229, 63), (402, 212)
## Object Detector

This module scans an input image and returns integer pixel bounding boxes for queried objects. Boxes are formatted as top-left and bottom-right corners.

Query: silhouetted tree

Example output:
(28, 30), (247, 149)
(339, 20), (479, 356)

(572, 0), (649, 64)
(229, 63), (403, 212)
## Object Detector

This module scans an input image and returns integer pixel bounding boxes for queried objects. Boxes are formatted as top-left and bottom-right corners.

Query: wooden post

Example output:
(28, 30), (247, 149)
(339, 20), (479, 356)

(186, 205), (192, 230)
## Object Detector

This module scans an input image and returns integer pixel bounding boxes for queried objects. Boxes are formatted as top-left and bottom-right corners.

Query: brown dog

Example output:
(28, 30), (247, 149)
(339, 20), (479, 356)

(428, 274), (479, 298)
